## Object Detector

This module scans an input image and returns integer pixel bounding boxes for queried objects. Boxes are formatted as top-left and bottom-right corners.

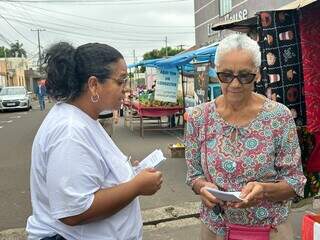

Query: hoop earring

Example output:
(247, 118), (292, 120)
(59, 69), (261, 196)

(91, 94), (100, 103)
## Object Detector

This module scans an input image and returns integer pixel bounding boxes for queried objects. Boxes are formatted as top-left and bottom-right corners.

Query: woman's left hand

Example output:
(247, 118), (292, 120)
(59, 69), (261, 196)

(230, 182), (264, 208)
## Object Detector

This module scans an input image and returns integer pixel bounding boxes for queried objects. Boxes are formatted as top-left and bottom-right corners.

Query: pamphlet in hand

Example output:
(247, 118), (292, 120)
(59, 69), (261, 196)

(204, 187), (243, 202)
(133, 149), (166, 174)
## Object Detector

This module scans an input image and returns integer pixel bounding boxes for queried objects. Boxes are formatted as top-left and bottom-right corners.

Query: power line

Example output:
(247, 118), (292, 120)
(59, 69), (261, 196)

(1, 10), (194, 38)
(0, 0), (195, 60)
(19, 3), (193, 28)
(3, 15), (165, 42)
(0, 13), (37, 46)
(0, 33), (11, 46)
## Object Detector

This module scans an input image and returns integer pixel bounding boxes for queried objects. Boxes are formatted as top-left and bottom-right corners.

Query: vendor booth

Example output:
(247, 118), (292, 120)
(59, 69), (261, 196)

(127, 44), (218, 137)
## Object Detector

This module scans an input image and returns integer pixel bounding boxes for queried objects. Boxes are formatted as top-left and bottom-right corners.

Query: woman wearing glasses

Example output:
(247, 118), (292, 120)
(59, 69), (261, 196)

(185, 34), (306, 240)
(26, 42), (163, 240)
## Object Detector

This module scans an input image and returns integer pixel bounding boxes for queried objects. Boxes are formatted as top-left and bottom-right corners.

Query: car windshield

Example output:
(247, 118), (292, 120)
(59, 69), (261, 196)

(0, 88), (26, 96)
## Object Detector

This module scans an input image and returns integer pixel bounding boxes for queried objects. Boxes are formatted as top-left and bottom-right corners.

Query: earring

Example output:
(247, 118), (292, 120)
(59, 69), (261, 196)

(91, 94), (100, 103)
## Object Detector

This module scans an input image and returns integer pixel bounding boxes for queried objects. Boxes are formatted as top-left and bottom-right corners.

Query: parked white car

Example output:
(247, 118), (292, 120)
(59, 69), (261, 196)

(0, 86), (32, 112)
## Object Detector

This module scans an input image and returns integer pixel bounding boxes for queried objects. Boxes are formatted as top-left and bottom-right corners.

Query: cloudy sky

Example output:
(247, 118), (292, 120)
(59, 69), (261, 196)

(0, 0), (195, 66)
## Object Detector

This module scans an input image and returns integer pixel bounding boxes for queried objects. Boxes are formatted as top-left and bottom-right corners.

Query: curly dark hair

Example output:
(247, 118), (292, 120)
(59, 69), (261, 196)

(43, 42), (123, 101)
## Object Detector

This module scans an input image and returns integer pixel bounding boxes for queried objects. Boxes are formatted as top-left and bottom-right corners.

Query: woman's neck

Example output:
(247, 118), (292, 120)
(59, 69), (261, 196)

(216, 93), (265, 127)
(220, 93), (255, 113)
(69, 96), (99, 120)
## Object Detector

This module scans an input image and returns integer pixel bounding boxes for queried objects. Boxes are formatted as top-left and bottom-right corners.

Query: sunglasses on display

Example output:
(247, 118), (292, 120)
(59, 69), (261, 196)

(217, 72), (256, 84)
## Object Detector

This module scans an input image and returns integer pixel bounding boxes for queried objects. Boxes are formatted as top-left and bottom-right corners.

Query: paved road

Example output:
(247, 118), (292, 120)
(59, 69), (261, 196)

(0, 102), (311, 239)
(0, 101), (198, 231)
(0, 102), (52, 230)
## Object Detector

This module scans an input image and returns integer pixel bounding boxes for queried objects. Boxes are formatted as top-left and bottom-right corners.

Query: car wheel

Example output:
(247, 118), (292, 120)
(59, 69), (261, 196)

(27, 101), (32, 111)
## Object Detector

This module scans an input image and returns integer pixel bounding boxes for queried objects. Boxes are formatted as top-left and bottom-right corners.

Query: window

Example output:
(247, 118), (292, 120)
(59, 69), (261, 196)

(219, 0), (232, 16)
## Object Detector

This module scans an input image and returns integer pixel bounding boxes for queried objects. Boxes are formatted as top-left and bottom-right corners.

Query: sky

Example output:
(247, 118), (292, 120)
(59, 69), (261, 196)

(0, 0), (195, 67)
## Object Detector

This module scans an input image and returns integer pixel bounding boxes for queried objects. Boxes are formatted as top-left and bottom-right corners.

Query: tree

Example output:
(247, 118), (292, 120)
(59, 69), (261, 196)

(9, 41), (27, 58)
(140, 46), (185, 72)
(0, 46), (11, 58)
(143, 46), (184, 60)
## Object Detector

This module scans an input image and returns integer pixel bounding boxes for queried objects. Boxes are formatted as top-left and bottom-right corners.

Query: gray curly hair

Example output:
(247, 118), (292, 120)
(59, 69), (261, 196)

(214, 34), (261, 68)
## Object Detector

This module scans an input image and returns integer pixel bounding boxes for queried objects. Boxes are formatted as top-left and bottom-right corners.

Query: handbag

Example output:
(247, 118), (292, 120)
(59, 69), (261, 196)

(203, 102), (272, 240)
(226, 223), (271, 240)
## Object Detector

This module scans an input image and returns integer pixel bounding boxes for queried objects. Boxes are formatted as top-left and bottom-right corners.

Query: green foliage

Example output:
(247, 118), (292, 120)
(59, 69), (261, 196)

(140, 46), (185, 73)
(9, 41), (27, 58)
(138, 91), (183, 107)
(0, 46), (11, 58)
(0, 41), (27, 58)
(143, 46), (184, 60)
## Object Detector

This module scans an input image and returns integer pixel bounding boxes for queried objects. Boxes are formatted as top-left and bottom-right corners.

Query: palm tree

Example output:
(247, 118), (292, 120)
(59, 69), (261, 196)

(9, 41), (27, 58)
(0, 46), (11, 58)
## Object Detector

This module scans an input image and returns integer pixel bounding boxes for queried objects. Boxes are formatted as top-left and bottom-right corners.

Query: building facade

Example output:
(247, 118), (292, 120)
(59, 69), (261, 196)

(0, 57), (29, 88)
(194, 0), (296, 47)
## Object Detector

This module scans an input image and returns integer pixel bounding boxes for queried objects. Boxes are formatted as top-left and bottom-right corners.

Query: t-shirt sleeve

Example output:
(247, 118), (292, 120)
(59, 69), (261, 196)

(46, 137), (107, 220)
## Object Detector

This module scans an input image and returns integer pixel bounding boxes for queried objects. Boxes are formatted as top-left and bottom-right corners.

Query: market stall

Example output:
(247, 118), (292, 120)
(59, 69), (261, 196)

(127, 43), (218, 137)
(132, 101), (183, 137)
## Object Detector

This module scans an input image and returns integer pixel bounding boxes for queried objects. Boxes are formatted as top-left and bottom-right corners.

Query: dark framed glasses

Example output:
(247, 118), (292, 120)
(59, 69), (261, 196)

(217, 72), (256, 84)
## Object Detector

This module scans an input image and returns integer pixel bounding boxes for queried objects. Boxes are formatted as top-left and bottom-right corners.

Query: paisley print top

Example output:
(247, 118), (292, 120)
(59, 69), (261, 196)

(185, 98), (306, 236)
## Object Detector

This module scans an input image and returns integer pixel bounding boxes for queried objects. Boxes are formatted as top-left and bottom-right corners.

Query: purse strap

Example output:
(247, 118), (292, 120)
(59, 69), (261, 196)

(204, 102), (214, 183)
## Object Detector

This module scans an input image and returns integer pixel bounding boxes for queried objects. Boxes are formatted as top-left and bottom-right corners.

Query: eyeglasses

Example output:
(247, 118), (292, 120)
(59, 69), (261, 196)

(217, 72), (256, 84)
(112, 77), (128, 86)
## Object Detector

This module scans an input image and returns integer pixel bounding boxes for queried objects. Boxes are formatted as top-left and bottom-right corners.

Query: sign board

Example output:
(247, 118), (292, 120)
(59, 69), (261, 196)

(155, 68), (179, 103)
(194, 63), (209, 105)
(145, 67), (157, 89)
(207, 8), (248, 37)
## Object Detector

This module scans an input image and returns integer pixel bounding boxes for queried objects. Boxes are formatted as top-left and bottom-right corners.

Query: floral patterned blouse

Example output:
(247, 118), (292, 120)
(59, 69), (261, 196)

(185, 98), (306, 236)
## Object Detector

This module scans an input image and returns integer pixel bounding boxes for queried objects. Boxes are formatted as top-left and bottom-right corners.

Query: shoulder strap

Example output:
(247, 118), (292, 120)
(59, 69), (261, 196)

(204, 103), (214, 183)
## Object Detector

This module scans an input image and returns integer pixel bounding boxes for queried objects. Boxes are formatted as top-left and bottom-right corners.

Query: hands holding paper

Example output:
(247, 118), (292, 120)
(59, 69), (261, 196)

(228, 182), (265, 209)
(129, 149), (166, 196)
(197, 180), (224, 209)
(132, 169), (163, 195)
(197, 180), (264, 209)
(133, 149), (166, 174)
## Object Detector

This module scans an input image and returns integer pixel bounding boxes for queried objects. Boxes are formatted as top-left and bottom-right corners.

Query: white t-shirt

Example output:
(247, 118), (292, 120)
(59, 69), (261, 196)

(26, 103), (142, 240)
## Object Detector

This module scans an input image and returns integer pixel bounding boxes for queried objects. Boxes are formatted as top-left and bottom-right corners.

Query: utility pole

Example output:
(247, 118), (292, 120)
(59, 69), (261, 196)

(31, 29), (45, 73)
(4, 50), (9, 86)
(133, 49), (136, 89)
(133, 49), (136, 65)
(177, 44), (185, 51)
(165, 36), (168, 58)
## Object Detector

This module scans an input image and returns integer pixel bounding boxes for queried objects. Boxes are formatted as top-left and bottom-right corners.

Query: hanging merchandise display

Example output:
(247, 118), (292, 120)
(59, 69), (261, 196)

(256, 10), (306, 127)
(299, 3), (320, 173)
(255, 7), (320, 199)
(194, 63), (210, 105)
(297, 127), (320, 198)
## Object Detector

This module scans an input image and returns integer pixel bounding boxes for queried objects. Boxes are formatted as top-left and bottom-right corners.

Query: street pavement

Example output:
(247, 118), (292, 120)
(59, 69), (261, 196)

(0, 101), (318, 239)
(0, 101), (51, 230)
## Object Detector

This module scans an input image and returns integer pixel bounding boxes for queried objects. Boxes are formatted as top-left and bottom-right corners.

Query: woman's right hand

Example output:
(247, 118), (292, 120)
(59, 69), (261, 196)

(199, 182), (224, 208)
(132, 169), (163, 196)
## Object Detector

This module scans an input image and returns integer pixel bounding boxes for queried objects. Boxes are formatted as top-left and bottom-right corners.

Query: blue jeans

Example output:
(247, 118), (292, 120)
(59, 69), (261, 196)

(38, 96), (45, 111)
(41, 234), (66, 240)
